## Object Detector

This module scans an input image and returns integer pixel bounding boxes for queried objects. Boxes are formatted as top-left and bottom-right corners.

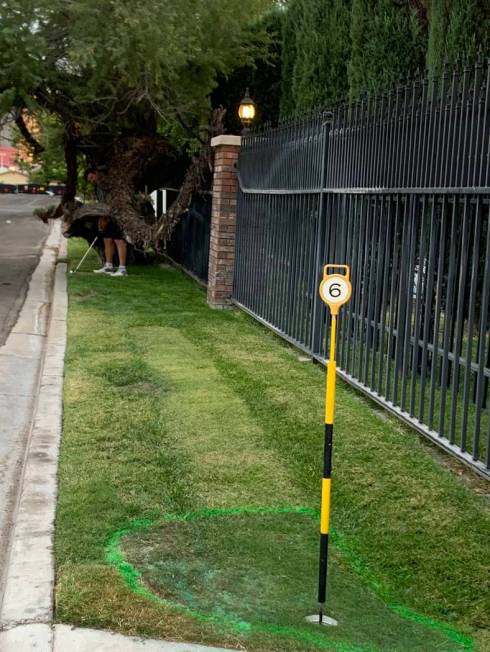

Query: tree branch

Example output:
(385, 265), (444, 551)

(14, 110), (44, 155)
(154, 107), (227, 245)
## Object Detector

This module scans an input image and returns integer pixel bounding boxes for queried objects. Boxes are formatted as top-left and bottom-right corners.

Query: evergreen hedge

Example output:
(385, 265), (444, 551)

(348, 0), (426, 97)
(427, 0), (490, 73)
(279, 0), (490, 115)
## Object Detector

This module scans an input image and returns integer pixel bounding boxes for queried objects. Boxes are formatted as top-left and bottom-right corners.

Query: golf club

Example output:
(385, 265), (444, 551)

(69, 236), (98, 274)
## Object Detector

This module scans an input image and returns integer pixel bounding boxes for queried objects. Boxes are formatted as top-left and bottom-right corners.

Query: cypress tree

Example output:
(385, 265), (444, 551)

(427, 0), (490, 73)
(281, 0), (352, 115)
(293, 0), (352, 112)
(281, 0), (304, 115)
(279, 0), (489, 117)
(348, 0), (426, 97)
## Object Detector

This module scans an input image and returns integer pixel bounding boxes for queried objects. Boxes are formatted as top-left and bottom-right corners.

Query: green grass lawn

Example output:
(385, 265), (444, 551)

(56, 240), (490, 651)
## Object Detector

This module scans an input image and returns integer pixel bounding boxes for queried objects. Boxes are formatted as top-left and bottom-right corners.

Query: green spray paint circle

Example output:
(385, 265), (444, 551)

(106, 505), (473, 652)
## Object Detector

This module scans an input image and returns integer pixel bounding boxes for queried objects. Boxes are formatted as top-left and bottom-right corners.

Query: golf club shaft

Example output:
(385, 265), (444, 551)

(73, 236), (98, 272)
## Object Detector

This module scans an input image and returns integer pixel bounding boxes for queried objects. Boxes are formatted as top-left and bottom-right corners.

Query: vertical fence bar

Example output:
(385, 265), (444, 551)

(358, 197), (371, 381)
(385, 197), (401, 401)
(418, 196), (438, 422)
(400, 196), (418, 411)
(428, 197), (447, 430)
(409, 196), (427, 417)
(461, 198), (482, 452)
(311, 119), (330, 353)
(449, 195), (470, 445)
(392, 195), (410, 405)
(377, 196), (392, 394)
(364, 197), (378, 385)
(472, 204), (490, 461)
(438, 197), (459, 439)
(370, 196), (385, 388)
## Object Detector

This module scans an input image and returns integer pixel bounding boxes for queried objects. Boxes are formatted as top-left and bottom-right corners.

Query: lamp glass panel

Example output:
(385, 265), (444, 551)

(239, 103), (255, 120)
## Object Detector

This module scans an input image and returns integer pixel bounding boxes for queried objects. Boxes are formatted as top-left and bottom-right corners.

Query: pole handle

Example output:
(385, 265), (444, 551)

(323, 264), (350, 282)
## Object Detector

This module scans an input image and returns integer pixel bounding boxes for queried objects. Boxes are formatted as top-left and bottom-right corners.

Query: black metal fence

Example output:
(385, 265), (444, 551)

(167, 195), (211, 283)
(234, 59), (490, 478)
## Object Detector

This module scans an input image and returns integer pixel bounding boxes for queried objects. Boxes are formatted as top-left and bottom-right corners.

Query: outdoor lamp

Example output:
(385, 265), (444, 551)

(238, 88), (256, 134)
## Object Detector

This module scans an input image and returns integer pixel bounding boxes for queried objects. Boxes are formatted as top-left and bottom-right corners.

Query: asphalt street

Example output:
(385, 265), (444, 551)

(0, 194), (55, 346)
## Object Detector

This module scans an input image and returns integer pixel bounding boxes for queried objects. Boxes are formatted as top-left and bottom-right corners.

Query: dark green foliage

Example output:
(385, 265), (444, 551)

(281, 0), (352, 115)
(0, 0), (274, 160)
(212, 8), (283, 132)
(427, 0), (490, 73)
(348, 0), (426, 96)
(279, 0), (489, 115)
(293, 0), (352, 112)
(280, 0), (303, 115)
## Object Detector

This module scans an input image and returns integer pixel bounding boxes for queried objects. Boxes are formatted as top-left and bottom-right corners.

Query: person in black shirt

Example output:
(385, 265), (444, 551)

(86, 169), (128, 277)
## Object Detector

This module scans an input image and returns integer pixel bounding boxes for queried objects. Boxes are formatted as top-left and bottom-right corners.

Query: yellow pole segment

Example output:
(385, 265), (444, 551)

(329, 314), (337, 363)
(320, 478), (331, 534)
(324, 315), (337, 425)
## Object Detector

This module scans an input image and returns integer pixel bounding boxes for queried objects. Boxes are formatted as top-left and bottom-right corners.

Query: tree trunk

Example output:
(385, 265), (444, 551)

(63, 132), (78, 204)
(97, 136), (169, 250)
(154, 107), (226, 246)
(58, 108), (227, 252)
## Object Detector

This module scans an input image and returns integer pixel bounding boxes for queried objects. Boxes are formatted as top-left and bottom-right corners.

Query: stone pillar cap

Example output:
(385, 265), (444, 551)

(211, 135), (242, 148)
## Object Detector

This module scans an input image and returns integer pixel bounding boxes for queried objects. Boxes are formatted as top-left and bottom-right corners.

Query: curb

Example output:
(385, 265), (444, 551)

(0, 221), (66, 639)
(0, 222), (58, 582)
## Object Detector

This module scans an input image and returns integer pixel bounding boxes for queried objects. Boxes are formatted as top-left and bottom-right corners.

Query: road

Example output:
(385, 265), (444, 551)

(0, 195), (55, 346)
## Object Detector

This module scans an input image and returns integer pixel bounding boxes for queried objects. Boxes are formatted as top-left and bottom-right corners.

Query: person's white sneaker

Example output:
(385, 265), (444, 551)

(110, 267), (128, 277)
(93, 265), (113, 274)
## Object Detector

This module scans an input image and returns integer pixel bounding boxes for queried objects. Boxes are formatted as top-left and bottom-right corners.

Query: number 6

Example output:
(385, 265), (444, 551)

(329, 283), (342, 298)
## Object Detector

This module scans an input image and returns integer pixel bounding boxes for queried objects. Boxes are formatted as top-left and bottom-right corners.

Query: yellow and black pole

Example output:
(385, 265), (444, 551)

(309, 264), (352, 627)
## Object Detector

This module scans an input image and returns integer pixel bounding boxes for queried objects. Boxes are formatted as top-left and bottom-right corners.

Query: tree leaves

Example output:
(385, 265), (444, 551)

(0, 0), (273, 138)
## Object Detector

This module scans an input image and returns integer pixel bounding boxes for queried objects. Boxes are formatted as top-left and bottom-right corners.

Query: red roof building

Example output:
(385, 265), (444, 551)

(0, 146), (17, 169)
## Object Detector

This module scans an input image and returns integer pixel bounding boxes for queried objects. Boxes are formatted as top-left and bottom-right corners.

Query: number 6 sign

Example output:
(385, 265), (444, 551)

(319, 264), (352, 314)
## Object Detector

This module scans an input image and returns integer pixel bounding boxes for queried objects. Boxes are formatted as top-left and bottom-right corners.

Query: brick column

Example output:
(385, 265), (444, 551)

(207, 135), (241, 309)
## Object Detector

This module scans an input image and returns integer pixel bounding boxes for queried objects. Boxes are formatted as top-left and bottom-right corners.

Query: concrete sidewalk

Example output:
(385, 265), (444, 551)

(1, 624), (238, 651)
(0, 227), (237, 651)
(0, 220), (60, 584)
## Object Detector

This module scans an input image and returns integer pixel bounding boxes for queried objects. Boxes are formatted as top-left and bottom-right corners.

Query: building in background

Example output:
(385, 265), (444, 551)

(0, 113), (40, 172)
(17, 113), (40, 166)
(0, 169), (29, 184)
(0, 121), (17, 171)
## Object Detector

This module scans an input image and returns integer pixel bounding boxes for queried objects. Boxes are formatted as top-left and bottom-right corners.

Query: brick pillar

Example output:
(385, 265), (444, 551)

(207, 135), (241, 309)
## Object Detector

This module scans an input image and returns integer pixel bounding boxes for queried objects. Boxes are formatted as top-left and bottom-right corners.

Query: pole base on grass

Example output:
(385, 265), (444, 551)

(305, 614), (338, 627)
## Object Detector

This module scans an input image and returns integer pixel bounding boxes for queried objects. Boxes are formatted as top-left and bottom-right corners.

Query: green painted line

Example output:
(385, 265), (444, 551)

(329, 528), (473, 651)
(106, 505), (473, 652)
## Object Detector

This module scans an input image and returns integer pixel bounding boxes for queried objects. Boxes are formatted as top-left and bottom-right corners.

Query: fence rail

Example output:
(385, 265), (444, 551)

(234, 59), (490, 478)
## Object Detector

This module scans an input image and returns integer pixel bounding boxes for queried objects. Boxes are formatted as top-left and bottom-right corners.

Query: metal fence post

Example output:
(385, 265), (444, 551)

(310, 115), (333, 356)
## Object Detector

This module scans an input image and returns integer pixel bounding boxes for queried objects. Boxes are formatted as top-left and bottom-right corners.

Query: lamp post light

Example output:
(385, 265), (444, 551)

(238, 88), (256, 135)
